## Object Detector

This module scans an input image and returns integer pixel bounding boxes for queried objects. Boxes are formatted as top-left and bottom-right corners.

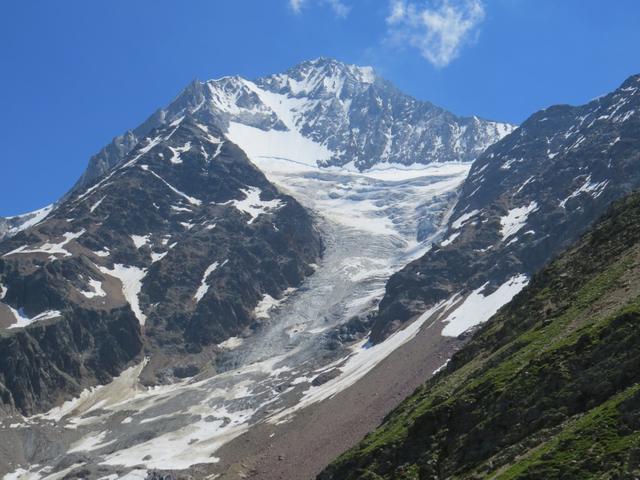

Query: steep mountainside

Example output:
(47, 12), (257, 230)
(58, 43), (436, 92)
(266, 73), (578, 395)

(370, 74), (640, 343)
(74, 57), (513, 191)
(320, 189), (640, 480)
(0, 117), (321, 415)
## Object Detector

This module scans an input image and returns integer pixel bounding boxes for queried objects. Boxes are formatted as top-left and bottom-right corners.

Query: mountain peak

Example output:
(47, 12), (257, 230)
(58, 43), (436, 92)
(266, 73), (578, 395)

(66, 57), (514, 194)
(259, 57), (377, 98)
(290, 56), (376, 81)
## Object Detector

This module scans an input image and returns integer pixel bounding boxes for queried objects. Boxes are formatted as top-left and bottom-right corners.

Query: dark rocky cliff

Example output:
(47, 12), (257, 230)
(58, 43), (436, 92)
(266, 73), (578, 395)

(0, 118), (322, 415)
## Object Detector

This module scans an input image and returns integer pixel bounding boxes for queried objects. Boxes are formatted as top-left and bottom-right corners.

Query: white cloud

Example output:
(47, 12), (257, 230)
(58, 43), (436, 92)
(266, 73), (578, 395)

(386, 0), (486, 68)
(387, 0), (407, 23)
(289, 0), (305, 13)
(289, 0), (351, 18)
(324, 0), (351, 17)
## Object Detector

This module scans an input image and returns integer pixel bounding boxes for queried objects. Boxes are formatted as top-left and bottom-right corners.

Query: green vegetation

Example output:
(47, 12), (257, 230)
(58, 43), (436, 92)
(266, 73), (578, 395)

(320, 193), (640, 479)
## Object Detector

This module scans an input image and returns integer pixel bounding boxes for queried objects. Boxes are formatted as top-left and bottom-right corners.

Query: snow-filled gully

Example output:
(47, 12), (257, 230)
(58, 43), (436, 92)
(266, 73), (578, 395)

(1, 162), (526, 479)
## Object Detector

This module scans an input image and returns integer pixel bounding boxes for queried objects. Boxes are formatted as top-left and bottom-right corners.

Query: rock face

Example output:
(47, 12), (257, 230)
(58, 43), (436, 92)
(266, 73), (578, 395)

(74, 57), (514, 191)
(255, 58), (514, 170)
(0, 307), (142, 416)
(0, 118), (321, 415)
(370, 73), (640, 343)
(320, 190), (640, 480)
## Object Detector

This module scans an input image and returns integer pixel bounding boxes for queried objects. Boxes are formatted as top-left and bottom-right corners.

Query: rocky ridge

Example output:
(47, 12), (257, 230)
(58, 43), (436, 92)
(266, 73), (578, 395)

(370, 74), (640, 343)
(74, 57), (514, 191)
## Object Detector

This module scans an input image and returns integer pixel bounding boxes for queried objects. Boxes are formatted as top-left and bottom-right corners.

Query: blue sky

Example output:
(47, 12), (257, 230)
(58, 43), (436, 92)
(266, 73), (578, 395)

(1, 0), (639, 216)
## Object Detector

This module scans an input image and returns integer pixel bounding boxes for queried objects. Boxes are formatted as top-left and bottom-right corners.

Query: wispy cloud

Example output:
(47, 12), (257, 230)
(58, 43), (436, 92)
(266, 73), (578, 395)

(386, 0), (486, 68)
(289, 0), (305, 13)
(324, 0), (351, 17)
(289, 0), (351, 18)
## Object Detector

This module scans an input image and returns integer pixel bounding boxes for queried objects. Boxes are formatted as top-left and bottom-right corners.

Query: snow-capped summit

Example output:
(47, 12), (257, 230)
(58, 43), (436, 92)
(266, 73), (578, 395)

(73, 58), (515, 191)
(260, 57), (377, 98)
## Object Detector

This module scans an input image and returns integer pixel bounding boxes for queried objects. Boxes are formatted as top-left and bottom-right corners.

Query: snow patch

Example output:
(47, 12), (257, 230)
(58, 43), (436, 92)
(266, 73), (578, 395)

(224, 187), (283, 224)
(130, 234), (151, 249)
(3, 204), (54, 237)
(4, 230), (86, 259)
(170, 205), (192, 213)
(254, 288), (295, 319)
(433, 359), (450, 375)
(440, 231), (460, 247)
(500, 202), (538, 240)
(167, 142), (192, 164)
(150, 251), (168, 263)
(516, 176), (535, 194)
(144, 168), (202, 206)
(559, 175), (609, 209)
(89, 196), (106, 213)
(194, 260), (227, 303)
(451, 209), (480, 230)
(7, 309), (62, 329)
(218, 336), (244, 350)
(79, 279), (106, 299)
(3, 462), (85, 480)
(98, 264), (147, 325)
(441, 274), (529, 337)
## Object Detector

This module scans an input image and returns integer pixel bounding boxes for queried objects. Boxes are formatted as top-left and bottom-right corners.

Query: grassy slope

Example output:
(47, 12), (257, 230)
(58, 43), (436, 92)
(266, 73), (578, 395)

(320, 192), (640, 480)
